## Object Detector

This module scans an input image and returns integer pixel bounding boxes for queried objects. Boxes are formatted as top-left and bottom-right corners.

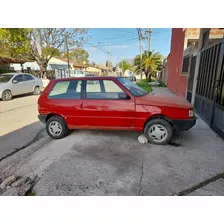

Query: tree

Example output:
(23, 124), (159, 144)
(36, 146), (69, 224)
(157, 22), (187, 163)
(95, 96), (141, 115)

(134, 50), (163, 82)
(67, 47), (89, 64)
(0, 28), (88, 77)
(117, 60), (132, 73)
(0, 28), (31, 58)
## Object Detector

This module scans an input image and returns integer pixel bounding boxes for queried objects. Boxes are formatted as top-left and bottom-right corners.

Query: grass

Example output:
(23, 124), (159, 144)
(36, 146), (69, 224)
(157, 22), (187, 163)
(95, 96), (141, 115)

(136, 79), (152, 92)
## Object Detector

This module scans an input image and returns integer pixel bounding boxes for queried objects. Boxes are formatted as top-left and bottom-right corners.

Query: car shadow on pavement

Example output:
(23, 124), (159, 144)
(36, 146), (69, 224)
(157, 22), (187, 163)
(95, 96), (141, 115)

(0, 121), (45, 161)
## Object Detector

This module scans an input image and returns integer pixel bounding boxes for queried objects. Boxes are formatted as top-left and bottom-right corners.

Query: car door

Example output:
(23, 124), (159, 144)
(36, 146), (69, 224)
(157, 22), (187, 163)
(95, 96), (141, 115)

(82, 78), (135, 129)
(23, 74), (36, 93)
(47, 79), (85, 128)
(11, 74), (27, 95)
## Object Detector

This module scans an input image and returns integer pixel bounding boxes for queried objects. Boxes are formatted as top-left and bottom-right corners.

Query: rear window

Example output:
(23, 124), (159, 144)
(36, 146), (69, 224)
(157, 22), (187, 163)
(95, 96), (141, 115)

(48, 80), (82, 99)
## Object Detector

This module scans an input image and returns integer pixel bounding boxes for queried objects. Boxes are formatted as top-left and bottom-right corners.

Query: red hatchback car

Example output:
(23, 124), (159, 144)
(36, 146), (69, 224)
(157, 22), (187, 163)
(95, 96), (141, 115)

(38, 76), (196, 145)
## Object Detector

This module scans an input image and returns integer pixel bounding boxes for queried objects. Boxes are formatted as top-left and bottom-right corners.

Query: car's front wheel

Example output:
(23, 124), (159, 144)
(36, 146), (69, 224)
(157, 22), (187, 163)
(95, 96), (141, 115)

(144, 118), (173, 145)
(2, 90), (12, 101)
(46, 116), (69, 139)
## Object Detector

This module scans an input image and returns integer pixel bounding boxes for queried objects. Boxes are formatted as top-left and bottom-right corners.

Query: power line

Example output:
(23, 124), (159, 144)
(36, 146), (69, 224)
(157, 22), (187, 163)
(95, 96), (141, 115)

(87, 33), (133, 40)
(92, 37), (139, 45)
(112, 28), (137, 35)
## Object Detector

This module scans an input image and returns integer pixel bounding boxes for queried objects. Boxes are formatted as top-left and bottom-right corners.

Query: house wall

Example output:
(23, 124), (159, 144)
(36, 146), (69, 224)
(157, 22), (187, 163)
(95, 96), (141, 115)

(167, 28), (188, 98)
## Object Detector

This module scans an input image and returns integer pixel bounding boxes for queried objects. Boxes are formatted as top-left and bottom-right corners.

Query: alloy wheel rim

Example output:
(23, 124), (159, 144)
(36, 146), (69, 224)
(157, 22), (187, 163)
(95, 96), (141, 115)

(148, 124), (168, 143)
(48, 121), (62, 136)
(4, 91), (11, 100)
(35, 87), (40, 94)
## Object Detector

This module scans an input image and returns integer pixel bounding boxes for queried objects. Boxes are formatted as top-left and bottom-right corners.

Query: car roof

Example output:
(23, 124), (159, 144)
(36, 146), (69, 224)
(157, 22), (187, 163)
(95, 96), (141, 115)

(53, 76), (122, 82)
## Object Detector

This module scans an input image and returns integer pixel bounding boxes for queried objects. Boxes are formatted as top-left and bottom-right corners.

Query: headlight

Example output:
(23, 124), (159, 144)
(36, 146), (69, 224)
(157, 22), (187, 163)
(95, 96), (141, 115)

(189, 109), (194, 117)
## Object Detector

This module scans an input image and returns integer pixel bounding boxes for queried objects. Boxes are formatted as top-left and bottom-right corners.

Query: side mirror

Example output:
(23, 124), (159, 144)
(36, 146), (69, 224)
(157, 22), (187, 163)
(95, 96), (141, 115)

(118, 92), (130, 100)
(12, 80), (18, 84)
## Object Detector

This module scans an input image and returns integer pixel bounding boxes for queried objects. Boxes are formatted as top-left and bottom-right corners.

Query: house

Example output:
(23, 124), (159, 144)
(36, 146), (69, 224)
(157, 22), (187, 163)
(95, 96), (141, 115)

(0, 57), (25, 71)
(86, 65), (102, 75)
(56, 57), (87, 71)
(166, 28), (224, 138)
(167, 28), (224, 98)
(11, 61), (52, 71)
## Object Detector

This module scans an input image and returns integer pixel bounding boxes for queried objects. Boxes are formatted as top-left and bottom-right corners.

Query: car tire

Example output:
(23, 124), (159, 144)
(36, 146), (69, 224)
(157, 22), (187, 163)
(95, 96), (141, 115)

(46, 116), (69, 139)
(33, 86), (41, 95)
(144, 118), (173, 145)
(2, 90), (12, 101)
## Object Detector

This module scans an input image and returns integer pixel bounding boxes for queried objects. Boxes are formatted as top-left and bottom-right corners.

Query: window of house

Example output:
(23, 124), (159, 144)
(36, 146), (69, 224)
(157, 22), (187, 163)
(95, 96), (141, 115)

(48, 80), (82, 99)
(86, 79), (125, 99)
(181, 55), (190, 74)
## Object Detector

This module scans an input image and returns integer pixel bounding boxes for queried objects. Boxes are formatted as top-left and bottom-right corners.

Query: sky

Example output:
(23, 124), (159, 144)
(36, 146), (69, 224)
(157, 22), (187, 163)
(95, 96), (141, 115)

(83, 28), (172, 66)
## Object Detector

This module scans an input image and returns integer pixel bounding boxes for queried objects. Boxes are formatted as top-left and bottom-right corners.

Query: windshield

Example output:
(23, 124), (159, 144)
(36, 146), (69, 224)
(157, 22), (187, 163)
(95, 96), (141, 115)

(117, 77), (147, 97)
(0, 74), (13, 83)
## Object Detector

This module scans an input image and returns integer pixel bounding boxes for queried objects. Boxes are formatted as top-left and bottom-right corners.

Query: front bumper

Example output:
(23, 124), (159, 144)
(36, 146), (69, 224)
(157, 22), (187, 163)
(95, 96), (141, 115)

(38, 114), (47, 124)
(172, 118), (196, 131)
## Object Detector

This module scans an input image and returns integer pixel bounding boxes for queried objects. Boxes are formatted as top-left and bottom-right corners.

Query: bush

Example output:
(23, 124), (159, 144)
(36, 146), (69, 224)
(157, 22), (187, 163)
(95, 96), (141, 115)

(0, 69), (16, 74)
(136, 80), (152, 92)
(159, 82), (167, 87)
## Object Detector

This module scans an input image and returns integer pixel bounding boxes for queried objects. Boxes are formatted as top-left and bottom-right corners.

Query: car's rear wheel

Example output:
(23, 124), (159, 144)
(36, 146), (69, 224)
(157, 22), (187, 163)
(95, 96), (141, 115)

(33, 86), (41, 95)
(2, 90), (12, 101)
(46, 116), (69, 139)
(144, 118), (173, 145)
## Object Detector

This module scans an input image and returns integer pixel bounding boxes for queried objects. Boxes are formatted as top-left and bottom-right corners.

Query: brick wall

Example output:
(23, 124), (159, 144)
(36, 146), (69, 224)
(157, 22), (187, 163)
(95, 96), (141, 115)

(167, 28), (188, 98)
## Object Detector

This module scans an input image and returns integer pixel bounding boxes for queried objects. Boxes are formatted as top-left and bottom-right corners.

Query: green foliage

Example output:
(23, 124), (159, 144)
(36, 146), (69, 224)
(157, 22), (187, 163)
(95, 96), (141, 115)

(0, 69), (16, 74)
(0, 28), (88, 78)
(136, 80), (152, 92)
(134, 50), (163, 81)
(158, 81), (167, 87)
(0, 28), (31, 58)
(67, 47), (89, 64)
(117, 60), (132, 72)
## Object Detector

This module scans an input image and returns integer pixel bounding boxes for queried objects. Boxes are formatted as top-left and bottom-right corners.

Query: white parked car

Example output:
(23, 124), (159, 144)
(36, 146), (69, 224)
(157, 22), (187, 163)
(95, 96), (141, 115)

(0, 73), (43, 101)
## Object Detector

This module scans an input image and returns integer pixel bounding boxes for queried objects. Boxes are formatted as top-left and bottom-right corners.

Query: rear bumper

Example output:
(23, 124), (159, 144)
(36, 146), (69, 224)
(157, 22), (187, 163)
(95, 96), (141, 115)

(172, 118), (196, 131)
(38, 114), (47, 124)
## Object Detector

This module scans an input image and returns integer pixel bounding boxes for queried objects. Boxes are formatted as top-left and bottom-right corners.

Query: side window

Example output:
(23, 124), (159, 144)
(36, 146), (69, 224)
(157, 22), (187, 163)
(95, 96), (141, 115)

(103, 80), (124, 93)
(86, 80), (125, 99)
(13, 75), (24, 83)
(86, 80), (101, 93)
(24, 74), (34, 81)
(48, 80), (82, 99)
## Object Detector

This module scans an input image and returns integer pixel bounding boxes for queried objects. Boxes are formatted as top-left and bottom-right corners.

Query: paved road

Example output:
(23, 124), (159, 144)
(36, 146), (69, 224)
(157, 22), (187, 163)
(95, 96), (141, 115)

(0, 94), (44, 159)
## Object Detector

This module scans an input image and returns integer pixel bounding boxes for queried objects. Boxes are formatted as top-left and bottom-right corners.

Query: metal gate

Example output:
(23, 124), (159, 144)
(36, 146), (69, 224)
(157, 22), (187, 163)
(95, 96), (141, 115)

(194, 39), (224, 137)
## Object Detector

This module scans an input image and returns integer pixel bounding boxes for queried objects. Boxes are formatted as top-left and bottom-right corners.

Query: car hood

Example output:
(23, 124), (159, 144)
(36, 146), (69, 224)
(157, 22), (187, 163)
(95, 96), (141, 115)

(135, 93), (193, 109)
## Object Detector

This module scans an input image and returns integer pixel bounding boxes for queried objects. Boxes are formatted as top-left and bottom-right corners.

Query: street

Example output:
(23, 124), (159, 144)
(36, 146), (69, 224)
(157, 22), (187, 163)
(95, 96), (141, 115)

(0, 88), (224, 196)
(0, 94), (44, 160)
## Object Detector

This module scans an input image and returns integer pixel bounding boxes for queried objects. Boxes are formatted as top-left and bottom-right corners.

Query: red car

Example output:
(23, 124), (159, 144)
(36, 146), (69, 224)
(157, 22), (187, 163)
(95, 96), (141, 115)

(38, 76), (196, 145)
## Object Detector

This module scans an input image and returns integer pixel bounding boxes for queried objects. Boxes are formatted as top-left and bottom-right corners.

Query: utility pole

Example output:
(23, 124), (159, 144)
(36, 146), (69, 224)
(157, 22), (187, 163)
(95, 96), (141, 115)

(65, 35), (70, 77)
(145, 28), (152, 52)
(137, 28), (143, 81)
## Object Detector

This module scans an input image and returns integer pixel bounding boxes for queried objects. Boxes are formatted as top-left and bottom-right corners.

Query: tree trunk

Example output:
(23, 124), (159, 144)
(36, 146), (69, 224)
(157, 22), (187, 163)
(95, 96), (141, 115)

(37, 61), (47, 79)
